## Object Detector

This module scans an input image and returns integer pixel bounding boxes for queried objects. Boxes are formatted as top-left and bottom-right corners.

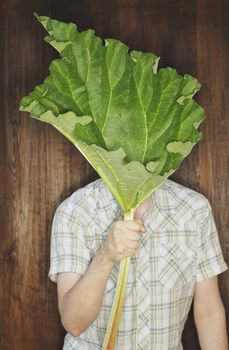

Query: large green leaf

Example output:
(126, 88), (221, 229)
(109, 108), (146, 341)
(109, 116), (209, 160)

(19, 13), (205, 212)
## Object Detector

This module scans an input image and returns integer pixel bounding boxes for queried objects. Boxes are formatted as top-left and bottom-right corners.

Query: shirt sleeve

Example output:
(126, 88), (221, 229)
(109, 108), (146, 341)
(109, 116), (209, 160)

(196, 200), (228, 283)
(48, 199), (92, 283)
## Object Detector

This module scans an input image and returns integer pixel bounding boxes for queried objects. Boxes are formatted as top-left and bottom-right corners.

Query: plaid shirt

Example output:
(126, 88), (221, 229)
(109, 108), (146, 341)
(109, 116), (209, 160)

(49, 178), (228, 350)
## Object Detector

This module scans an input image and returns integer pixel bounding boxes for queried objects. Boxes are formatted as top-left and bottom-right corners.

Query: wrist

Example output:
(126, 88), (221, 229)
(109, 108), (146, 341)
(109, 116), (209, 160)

(97, 242), (115, 268)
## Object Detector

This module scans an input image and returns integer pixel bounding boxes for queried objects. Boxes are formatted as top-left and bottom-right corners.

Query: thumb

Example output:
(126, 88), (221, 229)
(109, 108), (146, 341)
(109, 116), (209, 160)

(134, 219), (147, 233)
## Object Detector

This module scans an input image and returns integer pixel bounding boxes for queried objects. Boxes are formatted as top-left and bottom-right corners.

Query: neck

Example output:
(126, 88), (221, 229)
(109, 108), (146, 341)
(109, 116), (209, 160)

(134, 194), (152, 220)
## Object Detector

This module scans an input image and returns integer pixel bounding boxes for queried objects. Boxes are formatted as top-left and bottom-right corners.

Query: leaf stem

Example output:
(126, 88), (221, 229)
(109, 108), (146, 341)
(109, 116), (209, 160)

(101, 208), (135, 349)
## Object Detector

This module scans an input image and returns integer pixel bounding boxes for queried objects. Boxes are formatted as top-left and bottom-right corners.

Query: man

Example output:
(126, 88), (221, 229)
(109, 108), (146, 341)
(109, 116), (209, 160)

(49, 177), (228, 349)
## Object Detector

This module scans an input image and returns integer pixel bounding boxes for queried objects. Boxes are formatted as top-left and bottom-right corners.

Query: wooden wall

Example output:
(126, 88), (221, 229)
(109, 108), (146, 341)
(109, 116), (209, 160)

(1, 1), (228, 349)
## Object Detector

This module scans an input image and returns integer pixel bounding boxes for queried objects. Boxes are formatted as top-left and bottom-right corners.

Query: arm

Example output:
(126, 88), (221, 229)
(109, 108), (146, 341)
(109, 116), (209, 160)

(194, 275), (228, 350)
(58, 245), (114, 336)
(58, 219), (146, 336)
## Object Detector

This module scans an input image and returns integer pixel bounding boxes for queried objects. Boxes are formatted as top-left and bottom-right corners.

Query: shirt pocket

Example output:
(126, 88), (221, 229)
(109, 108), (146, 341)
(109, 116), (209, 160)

(158, 241), (195, 289)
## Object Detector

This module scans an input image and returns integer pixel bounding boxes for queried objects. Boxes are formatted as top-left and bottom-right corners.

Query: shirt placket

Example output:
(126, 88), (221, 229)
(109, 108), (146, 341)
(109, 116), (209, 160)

(136, 227), (150, 349)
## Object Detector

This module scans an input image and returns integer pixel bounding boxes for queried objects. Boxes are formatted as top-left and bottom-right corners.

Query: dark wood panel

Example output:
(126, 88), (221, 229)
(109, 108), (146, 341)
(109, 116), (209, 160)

(0, 1), (228, 349)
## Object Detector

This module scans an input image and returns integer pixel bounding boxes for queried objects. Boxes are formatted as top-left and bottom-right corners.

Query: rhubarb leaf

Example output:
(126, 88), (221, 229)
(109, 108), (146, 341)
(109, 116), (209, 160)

(19, 13), (205, 212)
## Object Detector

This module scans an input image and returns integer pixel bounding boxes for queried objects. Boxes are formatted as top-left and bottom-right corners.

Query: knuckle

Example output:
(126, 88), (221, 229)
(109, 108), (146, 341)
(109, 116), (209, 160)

(118, 246), (125, 254)
(130, 249), (136, 256)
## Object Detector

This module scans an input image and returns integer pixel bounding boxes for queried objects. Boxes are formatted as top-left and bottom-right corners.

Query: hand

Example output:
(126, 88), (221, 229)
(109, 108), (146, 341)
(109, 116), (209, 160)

(101, 219), (147, 262)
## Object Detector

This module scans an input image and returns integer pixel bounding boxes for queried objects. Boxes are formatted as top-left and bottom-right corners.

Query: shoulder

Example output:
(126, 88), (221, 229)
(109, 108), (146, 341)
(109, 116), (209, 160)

(160, 178), (211, 219)
(53, 178), (111, 223)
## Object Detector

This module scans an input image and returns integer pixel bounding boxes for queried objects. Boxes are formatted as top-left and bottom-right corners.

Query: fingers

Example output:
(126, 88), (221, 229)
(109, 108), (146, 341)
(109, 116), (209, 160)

(124, 230), (144, 241)
(123, 219), (147, 233)
(106, 219), (147, 261)
(134, 219), (147, 233)
(116, 219), (147, 242)
(125, 248), (139, 256)
(125, 240), (140, 249)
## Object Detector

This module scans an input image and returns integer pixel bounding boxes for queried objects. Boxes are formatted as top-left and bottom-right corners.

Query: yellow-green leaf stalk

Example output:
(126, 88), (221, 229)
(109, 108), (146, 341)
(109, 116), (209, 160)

(102, 209), (134, 350)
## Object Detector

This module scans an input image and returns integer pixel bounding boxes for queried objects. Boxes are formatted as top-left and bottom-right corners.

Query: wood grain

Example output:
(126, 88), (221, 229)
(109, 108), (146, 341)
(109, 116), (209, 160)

(0, 1), (228, 349)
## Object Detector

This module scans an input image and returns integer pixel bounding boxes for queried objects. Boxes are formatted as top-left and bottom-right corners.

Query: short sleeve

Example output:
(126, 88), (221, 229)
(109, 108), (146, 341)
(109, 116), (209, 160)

(48, 200), (92, 283)
(196, 200), (228, 283)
